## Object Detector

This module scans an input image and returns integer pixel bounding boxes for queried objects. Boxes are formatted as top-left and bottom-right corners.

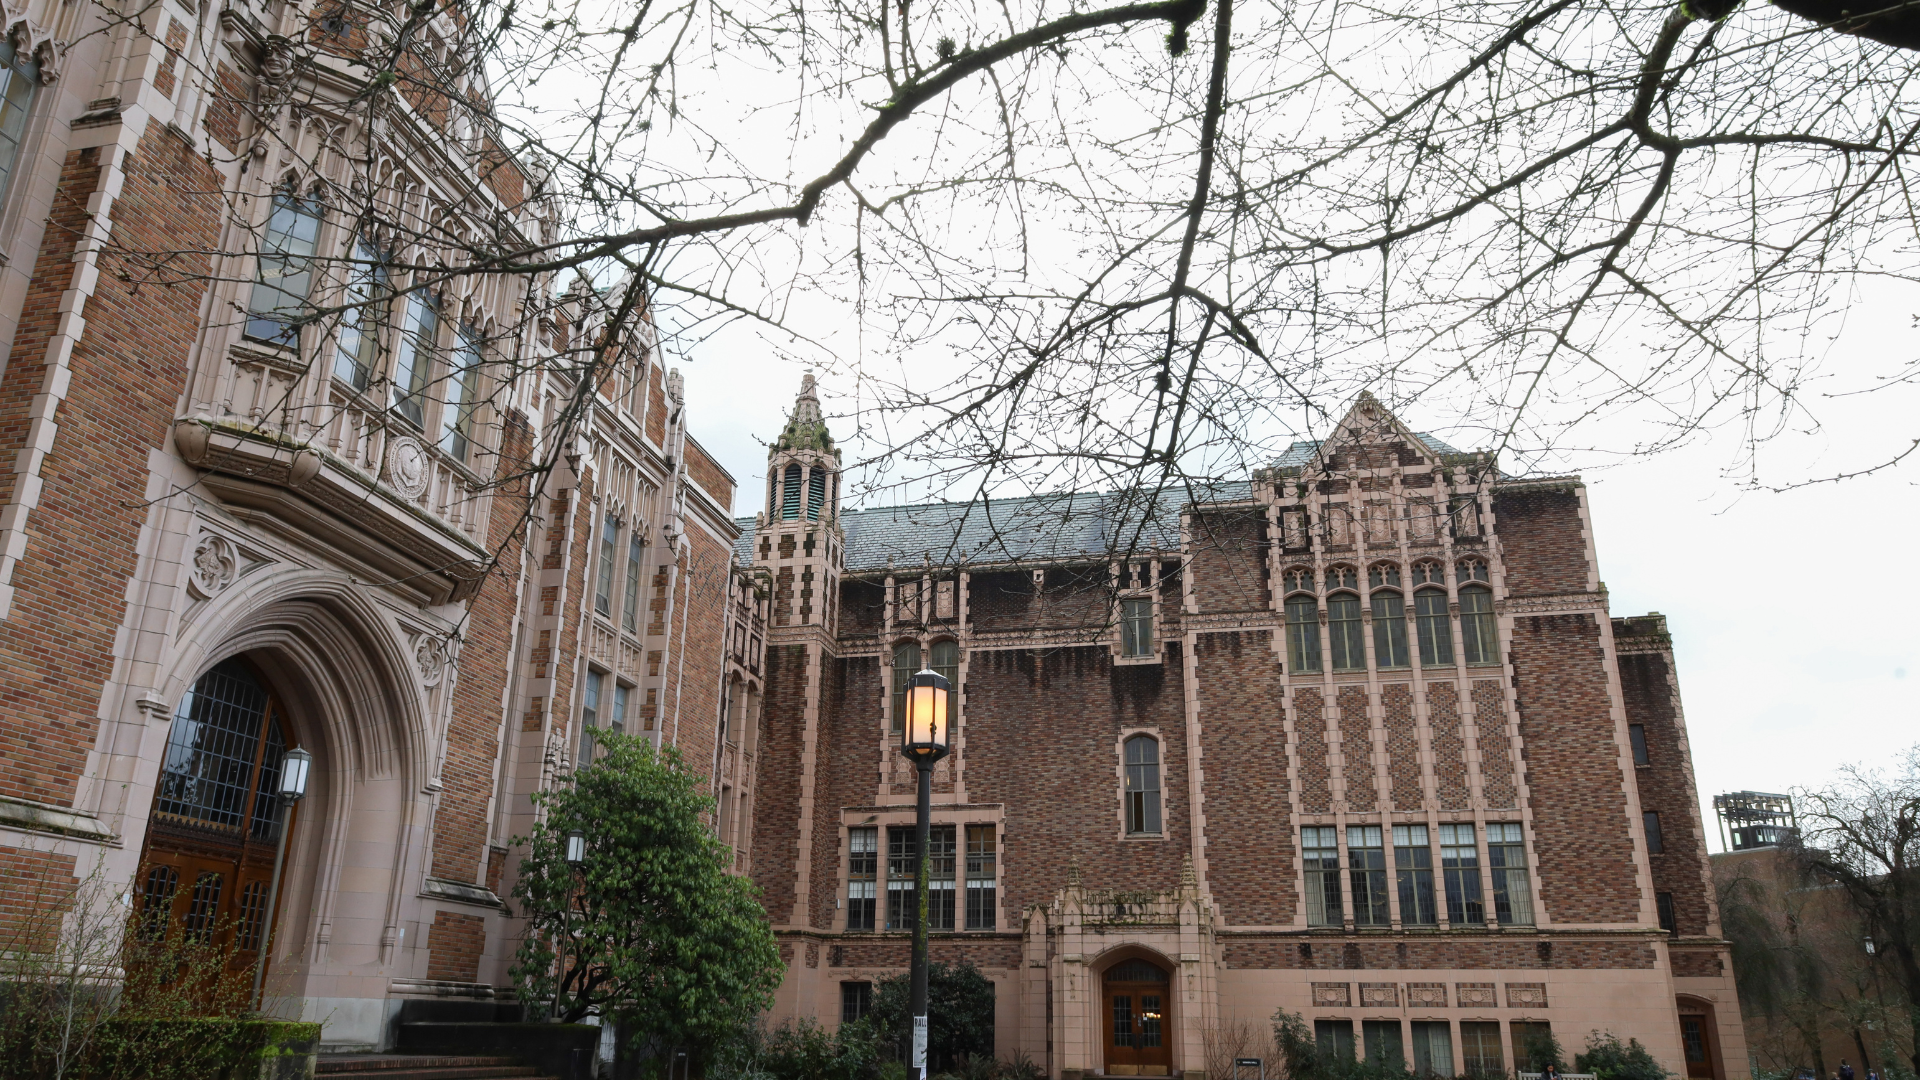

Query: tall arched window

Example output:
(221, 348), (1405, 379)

(1328, 592), (1364, 671)
(1124, 735), (1162, 835)
(1460, 585), (1497, 664)
(807, 470), (827, 519)
(1285, 595), (1321, 672)
(780, 464), (802, 520)
(890, 641), (920, 732)
(930, 639), (959, 690)
(1415, 588), (1453, 666)
(1371, 589), (1408, 668)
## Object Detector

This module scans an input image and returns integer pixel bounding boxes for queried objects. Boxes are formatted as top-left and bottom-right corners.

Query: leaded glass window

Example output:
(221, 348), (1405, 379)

(1303, 826), (1341, 926)
(439, 323), (482, 462)
(1328, 593), (1365, 670)
(1460, 585), (1497, 664)
(1286, 595), (1321, 672)
(1124, 735), (1162, 835)
(1415, 589), (1453, 666)
(1372, 590), (1408, 667)
(156, 660), (286, 839)
(390, 291), (438, 427)
(1348, 825), (1389, 926)
(333, 240), (387, 391)
(1394, 824), (1436, 925)
(246, 190), (323, 344)
(0, 39), (38, 201)
(890, 642), (919, 733)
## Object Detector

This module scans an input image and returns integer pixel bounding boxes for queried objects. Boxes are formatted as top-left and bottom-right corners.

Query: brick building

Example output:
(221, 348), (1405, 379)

(0, 0), (758, 1051)
(741, 387), (1746, 1079)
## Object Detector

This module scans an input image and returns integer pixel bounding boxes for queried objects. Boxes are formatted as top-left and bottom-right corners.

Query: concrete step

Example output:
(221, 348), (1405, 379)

(316, 1055), (553, 1080)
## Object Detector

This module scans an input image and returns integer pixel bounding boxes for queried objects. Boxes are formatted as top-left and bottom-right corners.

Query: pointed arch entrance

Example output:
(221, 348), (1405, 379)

(134, 658), (298, 988)
(1103, 957), (1174, 1075)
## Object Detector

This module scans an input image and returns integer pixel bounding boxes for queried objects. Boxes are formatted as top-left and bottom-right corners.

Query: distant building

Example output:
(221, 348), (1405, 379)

(1713, 792), (1798, 852)
(740, 385), (1746, 1079)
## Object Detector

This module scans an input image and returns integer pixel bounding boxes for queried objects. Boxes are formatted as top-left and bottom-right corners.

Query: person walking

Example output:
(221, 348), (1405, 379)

(1839, 1060), (1855, 1080)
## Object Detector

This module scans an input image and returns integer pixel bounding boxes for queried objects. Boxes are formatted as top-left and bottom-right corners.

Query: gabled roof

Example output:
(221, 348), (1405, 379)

(733, 481), (1250, 572)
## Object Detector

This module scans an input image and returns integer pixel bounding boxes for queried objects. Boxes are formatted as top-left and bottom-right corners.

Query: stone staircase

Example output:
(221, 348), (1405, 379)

(316, 1054), (558, 1080)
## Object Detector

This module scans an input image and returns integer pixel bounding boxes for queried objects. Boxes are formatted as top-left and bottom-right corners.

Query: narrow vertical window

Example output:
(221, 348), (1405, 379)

(595, 512), (618, 617)
(807, 469), (826, 519)
(1348, 825), (1388, 926)
(886, 826), (915, 930)
(0, 38), (40, 200)
(333, 240), (386, 390)
(1364, 1020), (1405, 1067)
(1512, 1023), (1556, 1074)
(931, 639), (959, 693)
(847, 827), (877, 931)
(1656, 891), (1677, 935)
(1372, 590), (1409, 667)
(1643, 811), (1665, 855)
(390, 291), (438, 427)
(1411, 1022), (1454, 1078)
(780, 464), (802, 520)
(1328, 593), (1365, 670)
(966, 824), (996, 930)
(1440, 823), (1483, 925)
(1394, 824), (1436, 925)
(1316, 1020), (1356, 1061)
(439, 323), (482, 462)
(622, 531), (644, 634)
(928, 824), (956, 931)
(1629, 723), (1650, 766)
(1460, 1023), (1503, 1075)
(1459, 585), (1497, 664)
(841, 981), (873, 1022)
(1121, 596), (1154, 658)
(610, 684), (629, 734)
(890, 642), (919, 733)
(578, 671), (603, 764)
(1302, 826), (1342, 926)
(1488, 822), (1534, 925)
(1124, 735), (1162, 835)
(1415, 590), (1453, 666)
(246, 190), (323, 344)
(1286, 595), (1321, 672)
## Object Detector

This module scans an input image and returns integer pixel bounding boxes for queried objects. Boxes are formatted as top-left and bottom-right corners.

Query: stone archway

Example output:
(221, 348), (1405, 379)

(1100, 955), (1175, 1076)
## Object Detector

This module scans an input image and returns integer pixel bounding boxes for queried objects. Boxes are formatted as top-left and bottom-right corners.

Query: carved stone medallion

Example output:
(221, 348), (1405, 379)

(385, 435), (431, 499)
(188, 533), (238, 599)
(415, 635), (446, 686)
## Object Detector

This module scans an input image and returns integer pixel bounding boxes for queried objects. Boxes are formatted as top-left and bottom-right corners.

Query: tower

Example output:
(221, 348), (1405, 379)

(757, 374), (843, 633)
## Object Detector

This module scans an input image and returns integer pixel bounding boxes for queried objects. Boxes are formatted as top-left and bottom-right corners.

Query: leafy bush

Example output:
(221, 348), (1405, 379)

(1268, 1009), (1415, 1080)
(1516, 1028), (1567, 1073)
(869, 961), (995, 1071)
(711, 1019), (882, 1080)
(1575, 1032), (1672, 1080)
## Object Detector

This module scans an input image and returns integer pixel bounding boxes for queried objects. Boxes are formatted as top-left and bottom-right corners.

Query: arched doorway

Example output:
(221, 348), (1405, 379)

(1103, 957), (1173, 1076)
(133, 658), (298, 997)
(1677, 998), (1724, 1080)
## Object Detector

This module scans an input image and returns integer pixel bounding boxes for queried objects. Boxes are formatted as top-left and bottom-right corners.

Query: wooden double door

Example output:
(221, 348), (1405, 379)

(132, 659), (295, 1000)
(1103, 959), (1173, 1076)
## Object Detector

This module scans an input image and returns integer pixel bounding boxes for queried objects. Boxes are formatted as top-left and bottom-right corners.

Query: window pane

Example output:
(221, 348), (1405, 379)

(156, 660), (271, 833)
(1316, 1020), (1356, 1062)
(928, 824), (956, 931)
(890, 643), (918, 732)
(1412, 1022), (1454, 1078)
(1125, 737), (1161, 834)
(390, 292), (437, 426)
(1372, 591), (1408, 667)
(1440, 823), (1483, 925)
(841, 981), (872, 1022)
(439, 324), (482, 461)
(623, 532), (644, 634)
(1460, 587), (1497, 664)
(0, 44), (40, 200)
(887, 826), (915, 929)
(333, 241), (386, 390)
(1629, 723), (1649, 766)
(1329, 595), (1364, 670)
(1303, 826), (1342, 926)
(1287, 597), (1321, 672)
(966, 823), (996, 930)
(1644, 811), (1664, 855)
(1512, 1023), (1556, 1073)
(596, 512), (618, 616)
(1364, 1020), (1405, 1068)
(1460, 1022), (1503, 1075)
(246, 192), (323, 344)
(1122, 596), (1153, 657)
(848, 827), (877, 931)
(1657, 891), (1676, 934)
(1395, 824), (1436, 926)
(1489, 823), (1533, 925)
(1415, 590), (1454, 667)
(931, 639), (959, 686)
(1348, 825), (1388, 926)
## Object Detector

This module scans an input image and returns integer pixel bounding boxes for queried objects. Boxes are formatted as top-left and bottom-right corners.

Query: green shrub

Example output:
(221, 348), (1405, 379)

(1574, 1032), (1672, 1080)
(711, 1017), (882, 1080)
(869, 961), (995, 1072)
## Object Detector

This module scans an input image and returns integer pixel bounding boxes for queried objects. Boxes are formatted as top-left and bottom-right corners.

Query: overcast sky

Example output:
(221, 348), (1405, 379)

(666, 270), (1917, 849)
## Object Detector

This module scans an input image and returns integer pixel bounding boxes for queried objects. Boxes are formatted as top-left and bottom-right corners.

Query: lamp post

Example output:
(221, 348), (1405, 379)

(899, 667), (952, 1080)
(555, 828), (587, 1022)
(252, 745), (311, 1009)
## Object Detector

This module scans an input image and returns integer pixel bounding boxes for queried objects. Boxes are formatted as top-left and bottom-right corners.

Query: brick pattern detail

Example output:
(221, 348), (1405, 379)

(1617, 624), (1712, 938)
(1407, 982), (1447, 1007)
(1490, 488), (1590, 595)
(0, 127), (219, 804)
(204, 64), (252, 151)
(1511, 613), (1640, 923)
(1360, 982), (1399, 1006)
(683, 436), (734, 510)
(1505, 982), (1548, 1007)
(1195, 631), (1295, 925)
(957, 646), (1191, 916)
(645, 365), (666, 445)
(1294, 687), (1331, 814)
(486, 848), (506, 897)
(1428, 683), (1469, 808)
(154, 18), (186, 98)
(807, 655), (876, 929)
(822, 938), (1021, 970)
(1187, 509), (1268, 614)
(0, 846), (79, 952)
(1221, 939), (1657, 971)
(1312, 982), (1352, 1006)
(1669, 949), (1724, 978)
(425, 910), (485, 982)
(750, 644), (809, 916)
(1473, 680), (1517, 809)
(1456, 982), (1497, 1006)
(1382, 683), (1421, 809)
(432, 412), (533, 882)
(1337, 685), (1375, 811)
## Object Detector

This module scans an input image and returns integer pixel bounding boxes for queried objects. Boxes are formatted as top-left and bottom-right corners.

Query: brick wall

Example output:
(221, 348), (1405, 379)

(750, 643), (810, 917)
(1295, 687), (1331, 814)
(1491, 487), (1589, 595)
(645, 364), (666, 445)
(1220, 937), (1658, 971)
(839, 579), (885, 633)
(0, 125), (221, 804)
(1473, 680), (1518, 809)
(1429, 683), (1470, 808)
(431, 411), (532, 882)
(668, 525), (732, 782)
(1616, 617), (1711, 938)
(967, 571), (1033, 632)
(1337, 685), (1375, 812)
(1194, 630), (1295, 925)
(1382, 683), (1420, 810)
(683, 436), (734, 511)
(0, 846), (79, 952)
(960, 645), (1191, 914)
(1187, 509), (1268, 614)
(425, 909), (485, 982)
(1510, 613), (1640, 923)
(826, 937), (1021, 970)
(808, 655), (876, 929)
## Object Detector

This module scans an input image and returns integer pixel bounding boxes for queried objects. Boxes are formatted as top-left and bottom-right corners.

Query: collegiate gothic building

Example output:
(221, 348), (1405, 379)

(741, 385), (1745, 1080)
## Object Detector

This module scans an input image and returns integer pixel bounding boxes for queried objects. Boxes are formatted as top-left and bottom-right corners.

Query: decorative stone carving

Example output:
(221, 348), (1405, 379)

(1360, 983), (1399, 1007)
(1455, 982), (1497, 1007)
(260, 36), (294, 84)
(385, 435), (431, 499)
(1406, 982), (1448, 1008)
(188, 533), (238, 598)
(288, 448), (322, 488)
(415, 635), (446, 686)
(1312, 982), (1352, 1007)
(1505, 982), (1549, 1008)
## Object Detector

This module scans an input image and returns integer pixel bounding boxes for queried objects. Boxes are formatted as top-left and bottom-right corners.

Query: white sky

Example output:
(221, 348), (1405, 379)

(670, 277), (1920, 849)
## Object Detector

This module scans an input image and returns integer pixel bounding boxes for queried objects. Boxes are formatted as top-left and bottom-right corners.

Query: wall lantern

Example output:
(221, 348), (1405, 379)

(278, 746), (312, 803)
(566, 828), (588, 867)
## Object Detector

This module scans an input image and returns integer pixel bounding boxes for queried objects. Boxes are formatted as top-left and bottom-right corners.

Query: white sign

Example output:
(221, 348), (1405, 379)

(912, 1015), (929, 1073)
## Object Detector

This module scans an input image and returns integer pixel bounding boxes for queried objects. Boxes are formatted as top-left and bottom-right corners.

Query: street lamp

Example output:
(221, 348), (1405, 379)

(899, 667), (951, 1080)
(555, 828), (589, 1021)
(565, 828), (588, 867)
(252, 745), (311, 1008)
